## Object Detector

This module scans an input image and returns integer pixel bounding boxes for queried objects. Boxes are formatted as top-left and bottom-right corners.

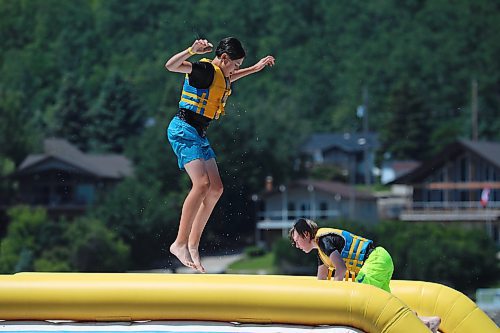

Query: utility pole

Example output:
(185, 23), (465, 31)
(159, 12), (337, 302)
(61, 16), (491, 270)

(471, 78), (478, 141)
(361, 86), (371, 185)
(362, 87), (369, 136)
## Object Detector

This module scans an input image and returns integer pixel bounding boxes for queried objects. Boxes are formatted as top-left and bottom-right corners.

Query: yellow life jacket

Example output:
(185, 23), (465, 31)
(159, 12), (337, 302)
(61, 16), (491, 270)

(315, 228), (373, 281)
(178, 58), (231, 120)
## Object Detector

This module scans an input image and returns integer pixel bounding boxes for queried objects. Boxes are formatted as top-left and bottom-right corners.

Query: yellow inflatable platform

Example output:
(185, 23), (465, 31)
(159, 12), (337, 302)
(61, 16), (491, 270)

(0, 273), (497, 333)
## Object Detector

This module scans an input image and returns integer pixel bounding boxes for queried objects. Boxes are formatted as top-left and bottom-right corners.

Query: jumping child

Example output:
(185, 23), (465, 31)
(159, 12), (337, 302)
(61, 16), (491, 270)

(165, 37), (275, 272)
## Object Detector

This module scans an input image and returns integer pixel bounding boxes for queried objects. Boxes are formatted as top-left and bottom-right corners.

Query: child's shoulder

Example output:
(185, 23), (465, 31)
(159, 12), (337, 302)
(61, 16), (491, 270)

(191, 61), (215, 75)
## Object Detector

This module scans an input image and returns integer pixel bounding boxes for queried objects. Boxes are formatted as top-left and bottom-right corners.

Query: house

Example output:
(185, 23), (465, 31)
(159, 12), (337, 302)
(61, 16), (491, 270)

(380, 160), (420, 184)
(254, 179), (378, 248)
(392, 138), (500, 243)
(376, 160), (420, 219)
(299, 132), (379, 184)
(375, 185), (414, 220)
(8, 138), (133, 219)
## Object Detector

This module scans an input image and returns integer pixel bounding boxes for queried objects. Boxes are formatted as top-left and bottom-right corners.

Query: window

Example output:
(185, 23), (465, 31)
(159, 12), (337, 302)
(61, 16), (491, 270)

(301, 204), (307, 217)
(460, 157), (468, 181)
(75, 184), (95, 205)
(320, 202), (328, 219)
(54, 185), (73, 204)
(288, 202), (296, 219)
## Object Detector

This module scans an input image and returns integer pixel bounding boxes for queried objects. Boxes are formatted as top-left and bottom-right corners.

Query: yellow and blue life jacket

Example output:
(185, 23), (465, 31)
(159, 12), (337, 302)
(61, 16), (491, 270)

(315, 228), (373, 281)
(178, 58), (231, 120)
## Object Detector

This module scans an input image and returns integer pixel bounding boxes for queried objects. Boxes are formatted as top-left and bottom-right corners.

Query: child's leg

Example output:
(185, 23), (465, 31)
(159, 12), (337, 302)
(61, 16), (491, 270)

(356, 247), (394, 292)
(170, 159), (211, 269)
(188, 158), (223, 272)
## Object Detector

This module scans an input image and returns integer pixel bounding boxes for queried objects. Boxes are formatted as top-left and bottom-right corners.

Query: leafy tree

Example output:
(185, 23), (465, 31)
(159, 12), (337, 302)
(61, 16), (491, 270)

(380, 83), (432, 161)
(31, 217), (73, 272)
(1, 0), (500, 273)
(0, 90), (37, 165)
(0, 206), (130, 273)
(429, 118), (466, 157)
(92, 178), (180, 269)
(34, 247), (71, 272)
(125, 119), (183, 194)
(274, 237), (317, 275)
(65, 217), (130, 272)
(0, 206), (48, 272)
(46, 73), (90, 149)
(86, 71), (146, 153)
(374, 221), (499, 295)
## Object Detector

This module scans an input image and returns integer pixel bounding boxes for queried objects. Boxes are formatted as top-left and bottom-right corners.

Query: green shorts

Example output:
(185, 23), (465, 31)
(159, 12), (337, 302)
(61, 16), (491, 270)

(355, 246), (394, 292)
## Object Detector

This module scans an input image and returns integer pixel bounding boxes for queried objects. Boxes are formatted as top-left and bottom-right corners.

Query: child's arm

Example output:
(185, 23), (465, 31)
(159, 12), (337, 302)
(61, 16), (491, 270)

(317, 264), (329, 280)
(230, 55), (275, 82)
(329, 251), (347, 281)
(165, 39), (213, 74)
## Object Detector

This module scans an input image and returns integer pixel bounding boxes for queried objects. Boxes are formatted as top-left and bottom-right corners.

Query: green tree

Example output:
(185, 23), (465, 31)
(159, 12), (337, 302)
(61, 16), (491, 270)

(0, 90), (37, 165)
(374, 221), (499, 295)
(2, 0), (500, 274)
(31, 217), (72, 272)
(65, 217), (130, 272)
(0, 206), (130, 273)
(86, 71), (146, 153)
(125, 119), (183, 194)
(92, 178), (180, 269)
(34, 247), (71, 272)
(380, 83), (432, 161)
(46, 73), (90, 149)
(0, 206), (48, 273)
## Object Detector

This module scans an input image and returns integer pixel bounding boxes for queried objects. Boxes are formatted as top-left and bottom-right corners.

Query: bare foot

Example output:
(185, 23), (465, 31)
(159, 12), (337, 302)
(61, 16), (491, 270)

(188, 247), (206, 273)
(420, 316), (441, 333)
(170, 243), (195, 269)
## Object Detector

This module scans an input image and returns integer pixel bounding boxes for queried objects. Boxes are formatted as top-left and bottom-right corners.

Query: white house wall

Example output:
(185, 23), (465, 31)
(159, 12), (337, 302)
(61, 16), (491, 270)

(260, 188), (378, 224)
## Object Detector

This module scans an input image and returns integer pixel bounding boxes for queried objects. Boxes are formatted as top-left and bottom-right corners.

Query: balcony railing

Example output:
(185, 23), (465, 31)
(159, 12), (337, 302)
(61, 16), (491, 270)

(409, 201), (500, 210)
(401, 201), (500, 221)
(255, 210), (338, 234)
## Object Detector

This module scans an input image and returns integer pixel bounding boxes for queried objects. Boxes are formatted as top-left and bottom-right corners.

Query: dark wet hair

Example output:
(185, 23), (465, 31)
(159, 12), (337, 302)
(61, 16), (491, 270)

(215, 37), (246, 60)
(289, 218), (318, 247)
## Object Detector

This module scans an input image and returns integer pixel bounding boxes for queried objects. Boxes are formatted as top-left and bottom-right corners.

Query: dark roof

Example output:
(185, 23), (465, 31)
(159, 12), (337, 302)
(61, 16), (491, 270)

(385, 160), (421, 179)
(460, 139), (500, 168)
(263, 179), (376, 201)
(300, 132), (379, 154)
(16, 138), (133, 179)
(390, 160), (421, 172)
(392, 138), (500, 184)
(296, 180), (375, 200)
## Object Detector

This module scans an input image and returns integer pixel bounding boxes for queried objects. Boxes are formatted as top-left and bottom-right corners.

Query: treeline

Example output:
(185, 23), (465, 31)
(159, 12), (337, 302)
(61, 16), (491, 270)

(1, 0), (499, 275)
(3, 206), (497, 295)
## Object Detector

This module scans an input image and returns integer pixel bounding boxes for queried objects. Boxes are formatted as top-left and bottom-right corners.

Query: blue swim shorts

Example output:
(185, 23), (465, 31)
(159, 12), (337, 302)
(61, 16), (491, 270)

(167, 116), (216, 170)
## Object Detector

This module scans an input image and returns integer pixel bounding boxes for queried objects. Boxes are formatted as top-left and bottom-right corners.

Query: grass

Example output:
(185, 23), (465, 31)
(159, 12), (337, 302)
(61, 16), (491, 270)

(226, 252), (276, 274)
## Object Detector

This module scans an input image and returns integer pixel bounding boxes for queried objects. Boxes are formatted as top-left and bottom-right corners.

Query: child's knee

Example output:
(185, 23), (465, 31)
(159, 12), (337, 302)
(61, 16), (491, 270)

(211, 182), (223, 197)
(193, 176), (211, 194)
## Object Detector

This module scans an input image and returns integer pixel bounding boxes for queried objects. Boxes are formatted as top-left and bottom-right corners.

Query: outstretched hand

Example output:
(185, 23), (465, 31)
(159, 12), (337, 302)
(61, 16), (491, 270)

(227, 55), (275, 82)
(190, 39), (213, 54)
(254, 55), (275, 71)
